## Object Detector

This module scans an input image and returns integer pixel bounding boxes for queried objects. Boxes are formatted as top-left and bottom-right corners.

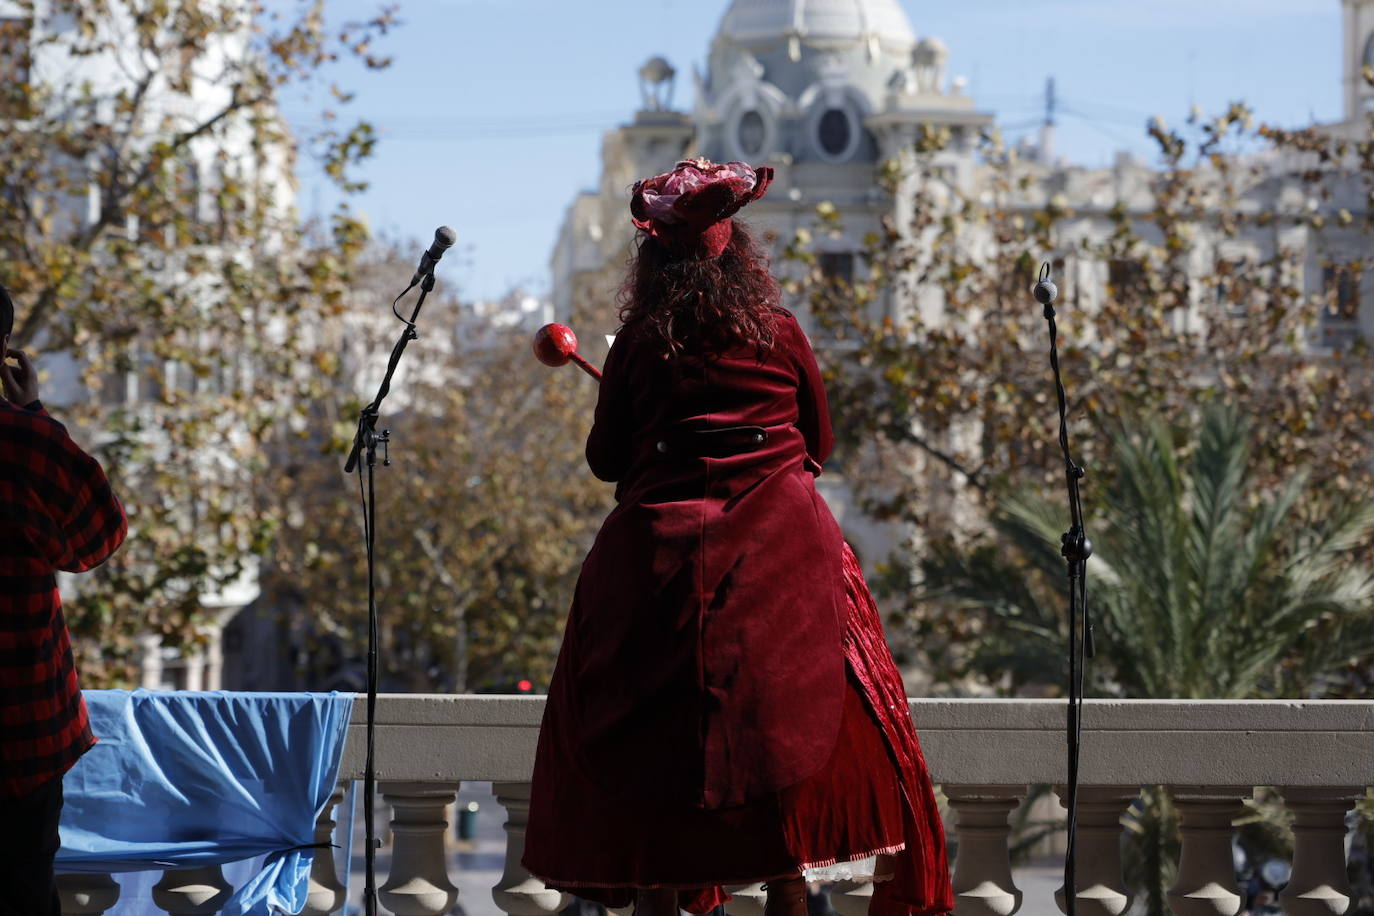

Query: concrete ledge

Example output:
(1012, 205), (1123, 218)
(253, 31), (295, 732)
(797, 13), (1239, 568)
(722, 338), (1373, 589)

(340, 695), (1374, 786)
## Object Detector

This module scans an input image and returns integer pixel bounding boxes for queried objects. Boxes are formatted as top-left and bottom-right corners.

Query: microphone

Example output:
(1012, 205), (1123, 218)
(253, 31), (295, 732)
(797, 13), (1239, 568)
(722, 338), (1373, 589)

(1034, 262), (1058, 317)
(409, 226), (458, 286)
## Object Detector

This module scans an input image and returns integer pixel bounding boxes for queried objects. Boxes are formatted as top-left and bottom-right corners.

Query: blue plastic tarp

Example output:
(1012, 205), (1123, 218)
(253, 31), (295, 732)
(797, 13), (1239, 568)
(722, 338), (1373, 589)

(56, 689), (354, 915)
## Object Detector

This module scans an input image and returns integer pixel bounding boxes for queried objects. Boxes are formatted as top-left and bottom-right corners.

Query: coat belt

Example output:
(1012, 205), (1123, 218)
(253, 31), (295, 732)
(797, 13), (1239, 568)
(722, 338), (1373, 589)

(654, 426), (769, 459)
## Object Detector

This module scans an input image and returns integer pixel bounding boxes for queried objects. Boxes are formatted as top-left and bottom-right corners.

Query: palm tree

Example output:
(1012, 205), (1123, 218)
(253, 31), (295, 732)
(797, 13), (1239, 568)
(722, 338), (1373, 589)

(917, 404), (1374, 916)
(920, 404), (1374, 699)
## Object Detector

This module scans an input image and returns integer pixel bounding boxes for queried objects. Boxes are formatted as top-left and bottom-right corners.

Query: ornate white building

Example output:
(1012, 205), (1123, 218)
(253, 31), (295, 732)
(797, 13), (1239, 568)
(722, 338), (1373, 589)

(552, 0), (1374, 344)
(549, 0), (1374, 566)
(552, 0), (991, 337)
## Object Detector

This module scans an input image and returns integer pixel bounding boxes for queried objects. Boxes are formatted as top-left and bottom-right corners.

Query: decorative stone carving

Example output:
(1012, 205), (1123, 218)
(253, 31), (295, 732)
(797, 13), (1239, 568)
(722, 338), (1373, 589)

(302, 782), (349, 915)
(912, 37), (948, 96)
(151, 865), (233, 914)
(1054, 787), (1138, 916)
(887, 68), (916, 95)
(1278, 787), (1364, 916)
(946, 784), (1027, 916)
(56, 873), (121, 914)
(492, 782), (569, 916)
(723, 46), (765, 88)
(378, 781), (460, 916)
(638, 57), (676, 112)
(816, 54), (851, 88)
(1166, 789), (1245, 916)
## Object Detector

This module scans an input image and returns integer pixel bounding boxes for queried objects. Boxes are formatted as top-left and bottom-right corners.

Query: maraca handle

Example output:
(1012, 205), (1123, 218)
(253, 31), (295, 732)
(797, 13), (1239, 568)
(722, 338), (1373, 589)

(568, 351), (602, 382)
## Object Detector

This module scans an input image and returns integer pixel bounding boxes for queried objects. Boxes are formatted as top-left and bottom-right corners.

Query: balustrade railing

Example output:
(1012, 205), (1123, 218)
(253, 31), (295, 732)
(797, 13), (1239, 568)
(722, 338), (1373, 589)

(57, 697), (1374, 916)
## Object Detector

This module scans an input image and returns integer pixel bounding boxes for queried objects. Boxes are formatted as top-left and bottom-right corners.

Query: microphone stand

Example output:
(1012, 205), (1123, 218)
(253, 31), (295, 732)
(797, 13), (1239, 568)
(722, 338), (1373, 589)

(344, 269), (438, 916)
(1035, 262), (1094, 916)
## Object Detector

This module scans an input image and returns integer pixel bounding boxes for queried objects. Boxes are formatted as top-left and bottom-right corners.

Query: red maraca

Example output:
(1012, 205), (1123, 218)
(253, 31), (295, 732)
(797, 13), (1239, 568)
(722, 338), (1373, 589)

(533, 323), (602, 381)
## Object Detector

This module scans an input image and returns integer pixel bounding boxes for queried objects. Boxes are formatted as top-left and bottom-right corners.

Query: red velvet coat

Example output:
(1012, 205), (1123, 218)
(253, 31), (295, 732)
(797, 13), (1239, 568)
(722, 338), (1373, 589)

(544, 309), (848, 811)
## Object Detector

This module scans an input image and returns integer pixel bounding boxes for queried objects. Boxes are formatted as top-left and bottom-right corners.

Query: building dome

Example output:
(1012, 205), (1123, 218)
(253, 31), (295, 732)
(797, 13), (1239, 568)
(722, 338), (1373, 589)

(717, 0), (916, 50)
(700, 0), (935, 167)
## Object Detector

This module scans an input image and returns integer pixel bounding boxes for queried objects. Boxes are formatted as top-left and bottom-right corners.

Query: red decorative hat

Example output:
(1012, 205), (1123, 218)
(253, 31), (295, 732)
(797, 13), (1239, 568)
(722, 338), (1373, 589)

(630, 158), (775, 259)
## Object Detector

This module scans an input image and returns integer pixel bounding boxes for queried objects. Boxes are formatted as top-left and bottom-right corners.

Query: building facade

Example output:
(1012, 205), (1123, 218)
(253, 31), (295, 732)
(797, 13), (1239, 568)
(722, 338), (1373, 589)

(552, 0), (992, 340)
(549, 0), (1374, 564)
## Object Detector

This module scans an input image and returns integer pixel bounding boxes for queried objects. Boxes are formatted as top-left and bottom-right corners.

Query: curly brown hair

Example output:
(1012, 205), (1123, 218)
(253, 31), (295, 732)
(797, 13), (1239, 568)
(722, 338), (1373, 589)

(617, 220), (781, 359)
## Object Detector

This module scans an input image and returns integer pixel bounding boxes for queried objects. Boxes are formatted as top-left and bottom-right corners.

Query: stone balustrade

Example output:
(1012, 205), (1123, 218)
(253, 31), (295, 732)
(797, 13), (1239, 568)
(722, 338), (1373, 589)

(57, 697), (1374, 916)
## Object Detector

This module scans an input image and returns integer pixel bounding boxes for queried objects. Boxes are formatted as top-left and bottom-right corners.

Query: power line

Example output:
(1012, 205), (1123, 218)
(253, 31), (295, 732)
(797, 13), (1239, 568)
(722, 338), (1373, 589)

(1058, 107), (1144, 149)
(1059, 97), (1155, 125)
(281, 109), (629, 141)
(288, 121), (619, 142)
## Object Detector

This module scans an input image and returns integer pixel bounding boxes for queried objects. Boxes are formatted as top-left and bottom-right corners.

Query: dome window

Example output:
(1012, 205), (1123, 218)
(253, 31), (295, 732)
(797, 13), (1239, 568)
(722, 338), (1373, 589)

(737, 109), (767, 156)
(728, 104), (776, 161)
(817, 107), (856, 160)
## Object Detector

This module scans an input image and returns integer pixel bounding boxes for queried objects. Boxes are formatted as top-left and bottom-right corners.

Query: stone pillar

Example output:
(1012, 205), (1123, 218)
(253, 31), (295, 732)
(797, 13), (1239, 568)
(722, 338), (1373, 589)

(492, 782), (569, 916)
(1054, 787), (1138, 916)
(203, 627), (224, 692)
(302, 783), (348, 915)
(723, 882), (768, 916)
(946, 784), (1027, 916)
(151, 865), (233, 914)
(378, 781), (460, 916)
(1167, 789), (1245, 916)
(1278, 787), (1363, 916)
(139, 633), (163, 689)
(183, 649), (206, 692)
(56, 873), (121, 914)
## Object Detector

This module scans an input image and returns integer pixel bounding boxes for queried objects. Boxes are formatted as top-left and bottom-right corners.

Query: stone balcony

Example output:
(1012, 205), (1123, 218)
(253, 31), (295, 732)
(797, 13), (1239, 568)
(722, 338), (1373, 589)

(58, 696), (1374, 916)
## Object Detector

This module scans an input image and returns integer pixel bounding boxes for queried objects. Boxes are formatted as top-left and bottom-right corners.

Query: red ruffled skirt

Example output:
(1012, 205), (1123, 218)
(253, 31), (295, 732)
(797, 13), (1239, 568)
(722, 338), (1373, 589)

(523, 544), (952, 916)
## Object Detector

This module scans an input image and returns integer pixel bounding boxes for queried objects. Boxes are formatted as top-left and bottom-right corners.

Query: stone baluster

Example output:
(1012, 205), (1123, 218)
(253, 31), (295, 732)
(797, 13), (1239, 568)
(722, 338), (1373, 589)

(56, 873), (121, 914)
(151, 865), (234, 914)
(830, 878), (875, 916)
(1054, 787), (1138, 916)
(378, 781), (460, 915)
(1278, 787), (1363, 916)
(492, 782), (570, 916)
(302, 782), (349, 915)
(723, 882), (768, 916)
(1167, 789), (1245, 916)
(946, 784), (1027, 916)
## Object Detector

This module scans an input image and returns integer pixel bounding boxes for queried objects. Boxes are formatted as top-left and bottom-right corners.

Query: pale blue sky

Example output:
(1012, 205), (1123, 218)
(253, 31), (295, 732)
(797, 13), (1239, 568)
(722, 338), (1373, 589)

(281, 1), (1345, 301)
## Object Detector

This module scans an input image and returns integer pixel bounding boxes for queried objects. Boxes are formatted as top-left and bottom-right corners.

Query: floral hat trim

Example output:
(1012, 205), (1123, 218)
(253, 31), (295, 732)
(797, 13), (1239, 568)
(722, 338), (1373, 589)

(630, 158), (775, 258)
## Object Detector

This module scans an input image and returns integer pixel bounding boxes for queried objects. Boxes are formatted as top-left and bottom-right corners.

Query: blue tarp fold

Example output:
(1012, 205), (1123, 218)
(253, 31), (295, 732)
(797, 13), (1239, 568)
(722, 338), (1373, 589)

(57, 689), (354, 915)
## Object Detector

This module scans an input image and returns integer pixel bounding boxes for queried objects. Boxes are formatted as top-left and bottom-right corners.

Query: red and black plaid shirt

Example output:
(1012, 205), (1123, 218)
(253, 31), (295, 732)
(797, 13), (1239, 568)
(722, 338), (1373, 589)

(1, 398), (126, 797)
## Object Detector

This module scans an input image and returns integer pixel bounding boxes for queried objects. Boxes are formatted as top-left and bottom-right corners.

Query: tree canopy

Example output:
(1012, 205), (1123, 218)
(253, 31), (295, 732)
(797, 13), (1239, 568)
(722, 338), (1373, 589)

(0, 0), (395, 685)
(785, 102), (1374, 697)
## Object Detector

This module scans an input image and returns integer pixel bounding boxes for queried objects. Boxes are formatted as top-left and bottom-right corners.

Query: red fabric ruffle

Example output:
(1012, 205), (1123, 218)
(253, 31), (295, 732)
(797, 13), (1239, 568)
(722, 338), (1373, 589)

(839, 543), (954, 916)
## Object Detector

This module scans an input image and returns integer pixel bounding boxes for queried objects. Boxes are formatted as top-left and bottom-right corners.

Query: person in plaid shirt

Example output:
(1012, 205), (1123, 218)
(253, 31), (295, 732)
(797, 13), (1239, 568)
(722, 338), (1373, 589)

(0, 287), (127, 916)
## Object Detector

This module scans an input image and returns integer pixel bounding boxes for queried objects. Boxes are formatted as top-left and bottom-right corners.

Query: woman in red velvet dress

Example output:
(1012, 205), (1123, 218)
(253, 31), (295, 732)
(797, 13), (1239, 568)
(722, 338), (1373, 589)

(523, 159), (951, 916)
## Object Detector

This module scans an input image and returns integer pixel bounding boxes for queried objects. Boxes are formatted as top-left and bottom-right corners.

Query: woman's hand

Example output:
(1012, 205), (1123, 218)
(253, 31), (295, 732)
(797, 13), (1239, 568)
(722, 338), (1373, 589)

(1, 348), (40, 406)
